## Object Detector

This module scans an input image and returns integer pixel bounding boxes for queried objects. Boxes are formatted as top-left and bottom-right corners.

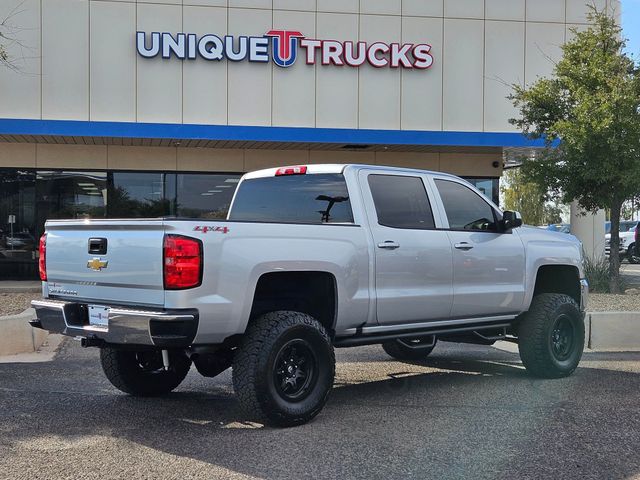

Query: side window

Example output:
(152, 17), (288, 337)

(435, 179), (498, 232)
(368, 175), (435, 230)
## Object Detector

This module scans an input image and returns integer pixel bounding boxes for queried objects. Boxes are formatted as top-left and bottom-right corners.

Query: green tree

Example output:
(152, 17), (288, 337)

(501, 168), (550, 226)
(510, 8), (640, 293)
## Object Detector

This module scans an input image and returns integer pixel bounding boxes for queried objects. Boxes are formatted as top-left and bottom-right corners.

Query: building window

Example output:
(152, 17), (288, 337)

(464, 178), (499, 205)
(36, 171), (107, 221)
(176, 173), (241, 219)
(0, 170), (37, 279)
(107, 172), (173, 218)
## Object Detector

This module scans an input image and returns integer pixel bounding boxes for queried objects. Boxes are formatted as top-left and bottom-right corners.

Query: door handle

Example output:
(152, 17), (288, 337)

(454, 242), (474, 251)
(378, 241), (400, 250)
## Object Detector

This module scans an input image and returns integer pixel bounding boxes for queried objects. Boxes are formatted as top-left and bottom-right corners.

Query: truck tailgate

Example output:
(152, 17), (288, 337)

(44, 220), (165, 307)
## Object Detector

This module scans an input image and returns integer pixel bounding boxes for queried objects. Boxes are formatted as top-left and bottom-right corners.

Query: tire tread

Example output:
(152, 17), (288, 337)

(232, 311), (335, 427)
(518, 293), (584, 379)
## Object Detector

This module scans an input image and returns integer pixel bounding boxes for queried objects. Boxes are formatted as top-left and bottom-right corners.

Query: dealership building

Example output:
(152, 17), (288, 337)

(0, 0), (619, 278)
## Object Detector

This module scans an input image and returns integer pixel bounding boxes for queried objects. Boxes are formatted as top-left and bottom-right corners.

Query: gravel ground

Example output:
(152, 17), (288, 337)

(589, 293), (640, 312)
(0, 293), (41, 317)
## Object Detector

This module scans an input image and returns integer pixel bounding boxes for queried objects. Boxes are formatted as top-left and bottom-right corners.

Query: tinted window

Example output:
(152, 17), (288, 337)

(435, 179), (497, 231)
(367, 175), (435, 229)
(620, 221), (637, 233)
(176, 174), (241, 219)
(107, 172), (172, 218)
(36, 171), (107, 220)
(0, 170), (36, 279)
(229, 174), (353, 224)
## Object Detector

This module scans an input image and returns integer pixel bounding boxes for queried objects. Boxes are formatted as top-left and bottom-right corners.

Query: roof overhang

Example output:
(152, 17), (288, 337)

(0, 119), (552, 154)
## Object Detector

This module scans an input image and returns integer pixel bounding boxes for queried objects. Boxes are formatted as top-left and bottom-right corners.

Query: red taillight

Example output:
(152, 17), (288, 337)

(275, 166), (307, 176)
(635, 224), (639, 244)
(38, 234), (47, 281)
(163, 235), (202, 290)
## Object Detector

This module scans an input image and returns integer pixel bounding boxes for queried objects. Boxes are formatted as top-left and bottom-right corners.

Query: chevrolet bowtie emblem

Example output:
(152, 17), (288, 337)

(87, 258), (108, 271)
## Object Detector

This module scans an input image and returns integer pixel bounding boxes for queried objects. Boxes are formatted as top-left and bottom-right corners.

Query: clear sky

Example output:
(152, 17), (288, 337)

(622, 0), (640, 58)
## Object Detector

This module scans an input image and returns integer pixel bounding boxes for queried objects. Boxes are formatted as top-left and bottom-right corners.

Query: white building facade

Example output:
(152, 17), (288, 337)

(0, 0), (620, 278)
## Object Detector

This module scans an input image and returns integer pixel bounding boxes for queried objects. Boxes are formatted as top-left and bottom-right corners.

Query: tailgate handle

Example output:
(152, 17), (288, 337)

(88, 238), (107, 255)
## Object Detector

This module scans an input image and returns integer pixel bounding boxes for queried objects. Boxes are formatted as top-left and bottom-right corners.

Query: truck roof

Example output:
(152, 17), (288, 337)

(242, 163), (461, 180)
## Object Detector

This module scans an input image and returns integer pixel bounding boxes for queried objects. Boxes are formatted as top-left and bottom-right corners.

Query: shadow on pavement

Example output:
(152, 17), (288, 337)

(0, 344), (639, 479)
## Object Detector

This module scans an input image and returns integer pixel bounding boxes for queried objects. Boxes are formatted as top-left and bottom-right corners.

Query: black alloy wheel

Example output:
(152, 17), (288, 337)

(273, 339), (318, 402)
(135, 351), (166, 372)
(550, 315), (575, 361)
(232, 310), (335, 427)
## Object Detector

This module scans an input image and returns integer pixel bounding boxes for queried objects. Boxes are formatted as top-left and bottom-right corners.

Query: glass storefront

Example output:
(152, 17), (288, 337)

(0, 169), (243, 279)
(175, 174), (240, 219)
(0, 171), (37, 280)
(0, 168), (499, 280)
(466, 178), (499, 205)
(108, 172), (169, 218)
(37, 171), (108, 221)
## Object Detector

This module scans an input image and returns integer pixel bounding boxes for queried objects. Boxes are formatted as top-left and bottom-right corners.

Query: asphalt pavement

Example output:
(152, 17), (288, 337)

(1, 340), (639, 480)
(622, 263), (640, 287)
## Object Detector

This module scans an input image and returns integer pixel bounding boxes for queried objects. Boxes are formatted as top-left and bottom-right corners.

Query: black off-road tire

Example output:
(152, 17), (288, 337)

(100, 347), (191, 396)
(627, 244), (640, 264)
(517, 293), (584, 379)
(232, 311), (335, 427)
(382, 337), (437, 361)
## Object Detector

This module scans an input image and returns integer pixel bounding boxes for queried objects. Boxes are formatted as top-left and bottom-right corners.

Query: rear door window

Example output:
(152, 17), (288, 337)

(367, 174), (435, 229)
(229, 174), (354, 224)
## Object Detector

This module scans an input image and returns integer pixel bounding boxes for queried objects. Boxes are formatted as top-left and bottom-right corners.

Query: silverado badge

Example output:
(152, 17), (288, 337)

(87, 258), (108, 271)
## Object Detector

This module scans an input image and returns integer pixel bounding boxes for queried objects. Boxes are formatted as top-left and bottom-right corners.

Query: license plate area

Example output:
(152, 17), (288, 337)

(88, 305), (109, 330)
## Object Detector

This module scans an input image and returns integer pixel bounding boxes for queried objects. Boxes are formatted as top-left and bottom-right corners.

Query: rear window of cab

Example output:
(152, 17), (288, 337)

(228, 173), (354, 225)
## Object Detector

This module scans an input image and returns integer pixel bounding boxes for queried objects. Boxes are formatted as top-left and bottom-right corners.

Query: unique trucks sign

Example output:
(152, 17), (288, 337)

(136, 30), (433, 69)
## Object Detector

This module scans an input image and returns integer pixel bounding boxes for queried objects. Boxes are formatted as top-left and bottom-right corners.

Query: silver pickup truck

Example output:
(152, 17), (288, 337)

(31, 164), (588, 427)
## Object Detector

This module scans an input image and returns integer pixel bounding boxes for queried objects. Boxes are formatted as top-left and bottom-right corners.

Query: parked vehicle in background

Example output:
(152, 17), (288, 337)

(4, 232), (35, 250)
(546, 223), (571, 234)
(30, 164), (588, 427)
(606, 223), (640, 264)
(605, 221), (637, 234)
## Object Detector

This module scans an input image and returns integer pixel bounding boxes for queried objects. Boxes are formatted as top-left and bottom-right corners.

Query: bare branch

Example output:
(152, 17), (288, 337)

(0, 0), (36, 73)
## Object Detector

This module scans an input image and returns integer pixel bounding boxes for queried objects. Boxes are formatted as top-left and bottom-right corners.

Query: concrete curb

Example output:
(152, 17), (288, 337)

(587, 312), (640, 351)
(0, 282), (41, 293)
(1, 309), (639, 356)
(0, 334), (63, 363)
(0, 308), (48, 356)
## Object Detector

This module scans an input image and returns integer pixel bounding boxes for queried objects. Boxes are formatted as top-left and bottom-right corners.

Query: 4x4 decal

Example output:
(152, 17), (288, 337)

(193, 225), (229, 234)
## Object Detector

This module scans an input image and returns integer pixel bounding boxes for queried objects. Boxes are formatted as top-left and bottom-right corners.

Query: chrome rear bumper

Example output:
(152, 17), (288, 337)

(30, 299), (199, 348)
